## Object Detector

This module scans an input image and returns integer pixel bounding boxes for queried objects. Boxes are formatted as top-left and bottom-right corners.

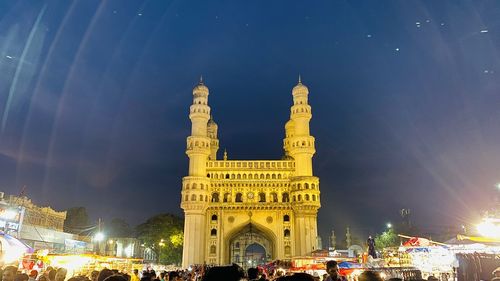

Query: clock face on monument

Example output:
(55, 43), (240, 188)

(247, 192), (254, 199)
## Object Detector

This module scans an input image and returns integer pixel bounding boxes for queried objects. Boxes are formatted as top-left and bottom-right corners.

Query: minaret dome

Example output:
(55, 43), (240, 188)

(208, 116), (218, 129)
(193, 77), (209, 96)
(292, 76), (309, 96)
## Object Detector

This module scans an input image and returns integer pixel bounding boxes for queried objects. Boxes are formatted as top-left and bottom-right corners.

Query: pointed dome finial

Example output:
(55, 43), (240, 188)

(292, 74), (308, 95)
(199, 75), (203, 84)
(223, 149), (228, 161)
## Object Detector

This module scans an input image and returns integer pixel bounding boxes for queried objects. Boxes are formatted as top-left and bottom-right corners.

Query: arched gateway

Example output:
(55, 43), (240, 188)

(181, 78), (321, 267)
(227, 223), (275, 268)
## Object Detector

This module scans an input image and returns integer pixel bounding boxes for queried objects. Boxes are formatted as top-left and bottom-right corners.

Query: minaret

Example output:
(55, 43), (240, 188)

(207, 115), (219, 160)
(286, 76), (321, 256)
(288, 75), (315, 174)
(181, 78), (212, 267)
(283, 119), (295, 159)
(346, 227), (352, 248)
(330, 230), (337, 249)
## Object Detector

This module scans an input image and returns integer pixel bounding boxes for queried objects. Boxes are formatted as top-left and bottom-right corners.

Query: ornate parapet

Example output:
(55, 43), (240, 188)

(8, 195), (66, 231)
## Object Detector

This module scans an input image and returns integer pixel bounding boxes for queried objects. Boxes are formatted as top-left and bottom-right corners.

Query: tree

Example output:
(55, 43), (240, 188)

(374, 228), (399, 250)
(136, 213), (184, 265)
(107, 218), (133, 237)
(64, 207), (90, 234)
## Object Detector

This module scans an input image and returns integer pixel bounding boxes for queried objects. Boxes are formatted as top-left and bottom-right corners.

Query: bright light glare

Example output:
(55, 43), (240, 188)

(48, 255), (93, 277)
(386, 223), (392, 228)
(94, 232), (105, 241)
(3, 245), (26, 263)
(1, 210), (17, 220)
(496, 183), (500, 190)
(477, 219), (500, 238)
(124, 245), (133, 257)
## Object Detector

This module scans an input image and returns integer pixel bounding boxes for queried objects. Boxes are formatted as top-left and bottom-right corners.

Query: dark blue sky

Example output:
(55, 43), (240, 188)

(1, 0), (500, 242)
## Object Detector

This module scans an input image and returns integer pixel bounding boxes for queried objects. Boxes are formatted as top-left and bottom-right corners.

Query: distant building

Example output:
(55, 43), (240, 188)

(0, 192), (24, 237)
(400, 208), (411, 229)
(329, 230), (337, 249)
(1, 192), (91, 253)
(8, 195), (66, 231)
(316, 236), (323, 250)
(346, 227), (352, 248)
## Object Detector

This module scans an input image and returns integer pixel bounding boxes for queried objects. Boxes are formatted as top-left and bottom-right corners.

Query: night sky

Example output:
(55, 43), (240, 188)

(1, 0), (500, 243)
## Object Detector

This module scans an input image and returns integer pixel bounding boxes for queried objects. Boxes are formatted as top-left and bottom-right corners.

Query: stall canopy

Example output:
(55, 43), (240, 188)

(0, 232), (33, 252)
(0, 232), (34, 264)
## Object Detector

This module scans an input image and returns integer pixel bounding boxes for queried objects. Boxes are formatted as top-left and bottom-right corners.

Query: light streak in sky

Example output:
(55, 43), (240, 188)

(1, 5), (47, 133)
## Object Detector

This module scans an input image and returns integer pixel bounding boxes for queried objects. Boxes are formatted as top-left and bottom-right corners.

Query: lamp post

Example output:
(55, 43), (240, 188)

(108, 239), (115, 256)
(158, 239), (165, 264)
(94, 232), (105, 254)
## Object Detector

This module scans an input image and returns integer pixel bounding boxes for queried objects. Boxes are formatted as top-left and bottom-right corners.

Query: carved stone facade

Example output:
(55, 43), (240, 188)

(181, 78), (321, 267)
(8, 195), (66, 231)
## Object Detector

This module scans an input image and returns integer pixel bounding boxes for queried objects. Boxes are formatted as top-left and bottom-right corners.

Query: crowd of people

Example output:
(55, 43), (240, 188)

(0, 261), (454, 281)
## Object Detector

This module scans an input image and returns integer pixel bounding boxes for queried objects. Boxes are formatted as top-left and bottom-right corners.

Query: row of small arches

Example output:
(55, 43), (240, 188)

(291, 183), (318, 190)
(293, 194), (318, 202)
(187, 140), (210, 149)
(291, 107), (310, 114)
(289, 140), (313, 148)
(183, 181), (299, 189)
(185, 194), (209, 202)
(209, 228), (290, 238)
(194, 99), (207, 105)
(184, 183), (207, 190)
(211, 192), (289, 203)
(207, 173), (289, 180)
(183, 192), (318, 203)
(207, 161), (294, 169)
(211, 183), (288, 188)
(191, 108), (209, 114)
(210, 214), (289, 222)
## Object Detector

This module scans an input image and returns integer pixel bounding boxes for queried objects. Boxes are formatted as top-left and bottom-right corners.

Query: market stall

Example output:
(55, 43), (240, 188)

(0, 231), (33, 266)
(22, 253), (143, 277)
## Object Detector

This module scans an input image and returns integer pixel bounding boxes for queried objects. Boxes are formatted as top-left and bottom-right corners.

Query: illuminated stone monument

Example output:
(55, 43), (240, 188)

(181, 77), (321, 267)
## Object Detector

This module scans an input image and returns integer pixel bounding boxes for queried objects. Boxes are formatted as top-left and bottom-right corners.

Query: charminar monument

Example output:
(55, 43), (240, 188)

(181, 77), (321, 268)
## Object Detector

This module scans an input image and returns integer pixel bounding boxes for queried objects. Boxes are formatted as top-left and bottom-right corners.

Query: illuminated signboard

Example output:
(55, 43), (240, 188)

(0, 206), (23, 234)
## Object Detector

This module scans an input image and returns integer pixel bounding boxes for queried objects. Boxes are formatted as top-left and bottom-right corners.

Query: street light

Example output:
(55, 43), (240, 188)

(93, 232), (105, 255)
(158, 239), (165, 264)
(386, 223), (392, 229)
(94, 232), (105, 241)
